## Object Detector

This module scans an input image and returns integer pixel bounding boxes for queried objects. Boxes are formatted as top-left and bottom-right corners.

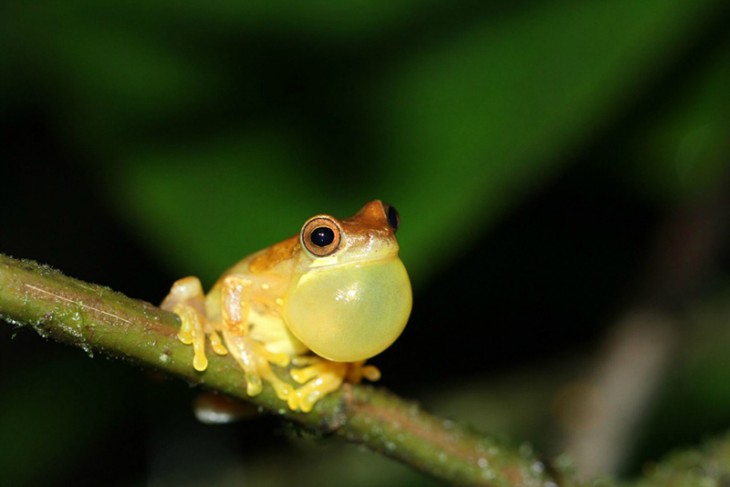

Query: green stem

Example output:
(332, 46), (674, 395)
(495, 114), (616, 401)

(0, 253), (561, 486)
(5, 253), (730, 486)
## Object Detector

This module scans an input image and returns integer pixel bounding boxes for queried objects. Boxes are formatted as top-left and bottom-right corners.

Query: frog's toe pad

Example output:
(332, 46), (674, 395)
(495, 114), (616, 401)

(287, 361), (348, 412)
(287, 388), (320, 413)
(245, 375), (263, 396)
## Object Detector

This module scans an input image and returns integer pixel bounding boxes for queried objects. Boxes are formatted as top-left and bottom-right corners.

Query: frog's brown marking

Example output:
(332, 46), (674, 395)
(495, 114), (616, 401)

(340, 200), (395, 241)
(249, 236), (299, 274)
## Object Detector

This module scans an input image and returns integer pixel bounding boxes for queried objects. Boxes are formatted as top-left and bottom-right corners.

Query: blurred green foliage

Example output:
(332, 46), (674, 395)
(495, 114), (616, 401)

(2, 0), (730, 485)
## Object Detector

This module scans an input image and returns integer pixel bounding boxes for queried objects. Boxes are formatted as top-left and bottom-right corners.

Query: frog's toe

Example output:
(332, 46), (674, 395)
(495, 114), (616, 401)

(290, 363), (324, 384)
(245, 374), (263, 396)
(288, 374), (343, 413)
(287, 387), (317, 412)
(344, 361), (381, 383)
(223, 332), (292, 401)
(208, 328), (229, 356)
(177, 326), (193, 345)
(243, 369), (291, 401)
(193, 351), (209, 372)
(260, 348), (291, 368)
(255, 367), (293, 401)
(286, 390), (307, 412)
(287, 361), (348, 411)
(269, 378), (293, 401)
(361, 364), (381, 381)
(172, 304), (210, 372)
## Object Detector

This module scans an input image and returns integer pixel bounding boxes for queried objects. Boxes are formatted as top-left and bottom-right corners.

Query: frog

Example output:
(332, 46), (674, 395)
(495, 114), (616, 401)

(161, 200), (412, 413)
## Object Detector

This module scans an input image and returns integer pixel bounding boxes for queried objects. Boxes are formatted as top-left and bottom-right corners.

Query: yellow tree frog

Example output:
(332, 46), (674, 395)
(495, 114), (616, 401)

(161, 200), (412, 412)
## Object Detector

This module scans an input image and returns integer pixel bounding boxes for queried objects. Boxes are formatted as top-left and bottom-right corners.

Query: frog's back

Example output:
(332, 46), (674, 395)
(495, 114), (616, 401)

(223, 235), (300, 277)
(205, 235), (300, 314)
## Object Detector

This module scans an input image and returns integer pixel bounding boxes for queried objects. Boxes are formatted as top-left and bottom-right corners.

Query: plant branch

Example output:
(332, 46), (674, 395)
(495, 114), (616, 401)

(0, 254), (560, 487)
(5, 253), (730, 486)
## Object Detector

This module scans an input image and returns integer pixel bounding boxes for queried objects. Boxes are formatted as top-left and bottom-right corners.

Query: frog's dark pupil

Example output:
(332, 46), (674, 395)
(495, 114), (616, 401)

(386, 205), (400, 231)
(310, 227), (335, 247)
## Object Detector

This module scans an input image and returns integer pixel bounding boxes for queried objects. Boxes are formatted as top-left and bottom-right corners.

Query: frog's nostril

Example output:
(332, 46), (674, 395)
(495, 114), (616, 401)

(385, 204), (400, 232)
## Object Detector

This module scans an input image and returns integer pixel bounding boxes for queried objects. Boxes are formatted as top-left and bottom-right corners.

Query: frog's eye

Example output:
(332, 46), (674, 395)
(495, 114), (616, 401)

(301, 216), (342, 257)
(384, 203), (400, 232)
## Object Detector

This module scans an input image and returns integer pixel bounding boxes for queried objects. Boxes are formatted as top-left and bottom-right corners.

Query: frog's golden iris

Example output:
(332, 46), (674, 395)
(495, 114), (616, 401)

(162, 201), (412, 413)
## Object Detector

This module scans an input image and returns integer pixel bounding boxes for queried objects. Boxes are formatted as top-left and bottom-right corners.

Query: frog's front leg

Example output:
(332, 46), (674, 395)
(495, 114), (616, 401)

(219, 276), (293, 401)
(161, 276), (227, 371)
(288, 359), (382, 412)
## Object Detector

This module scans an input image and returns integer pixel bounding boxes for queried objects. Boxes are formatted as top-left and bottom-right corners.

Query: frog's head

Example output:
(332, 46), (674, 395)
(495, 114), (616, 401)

(283, 200), (412, 362)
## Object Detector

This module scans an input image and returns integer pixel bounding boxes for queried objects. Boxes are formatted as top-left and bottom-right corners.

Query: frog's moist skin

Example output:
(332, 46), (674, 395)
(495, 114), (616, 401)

(161, 200), (412, 412)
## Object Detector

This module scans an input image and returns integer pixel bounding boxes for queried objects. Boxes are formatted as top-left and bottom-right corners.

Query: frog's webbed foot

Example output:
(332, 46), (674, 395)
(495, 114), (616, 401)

(222, 331), (293, 401)
(287, 359), (381, 413)
(288, 360), (347, 413)
(162, 276), (227, 371)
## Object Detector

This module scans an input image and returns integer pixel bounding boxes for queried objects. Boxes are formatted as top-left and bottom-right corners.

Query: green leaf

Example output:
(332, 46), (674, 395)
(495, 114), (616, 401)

(105, 0), (723, 285)
(629, 41), (730, 201)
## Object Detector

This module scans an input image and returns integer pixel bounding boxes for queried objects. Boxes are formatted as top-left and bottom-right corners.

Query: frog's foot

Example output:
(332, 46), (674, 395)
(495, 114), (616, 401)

(222, 331), (293, 401)
(162, 276), (228, 371)
(288, 360), (349, 413)
(345, 360), (382, 383)
(288, 359), (383, 412)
